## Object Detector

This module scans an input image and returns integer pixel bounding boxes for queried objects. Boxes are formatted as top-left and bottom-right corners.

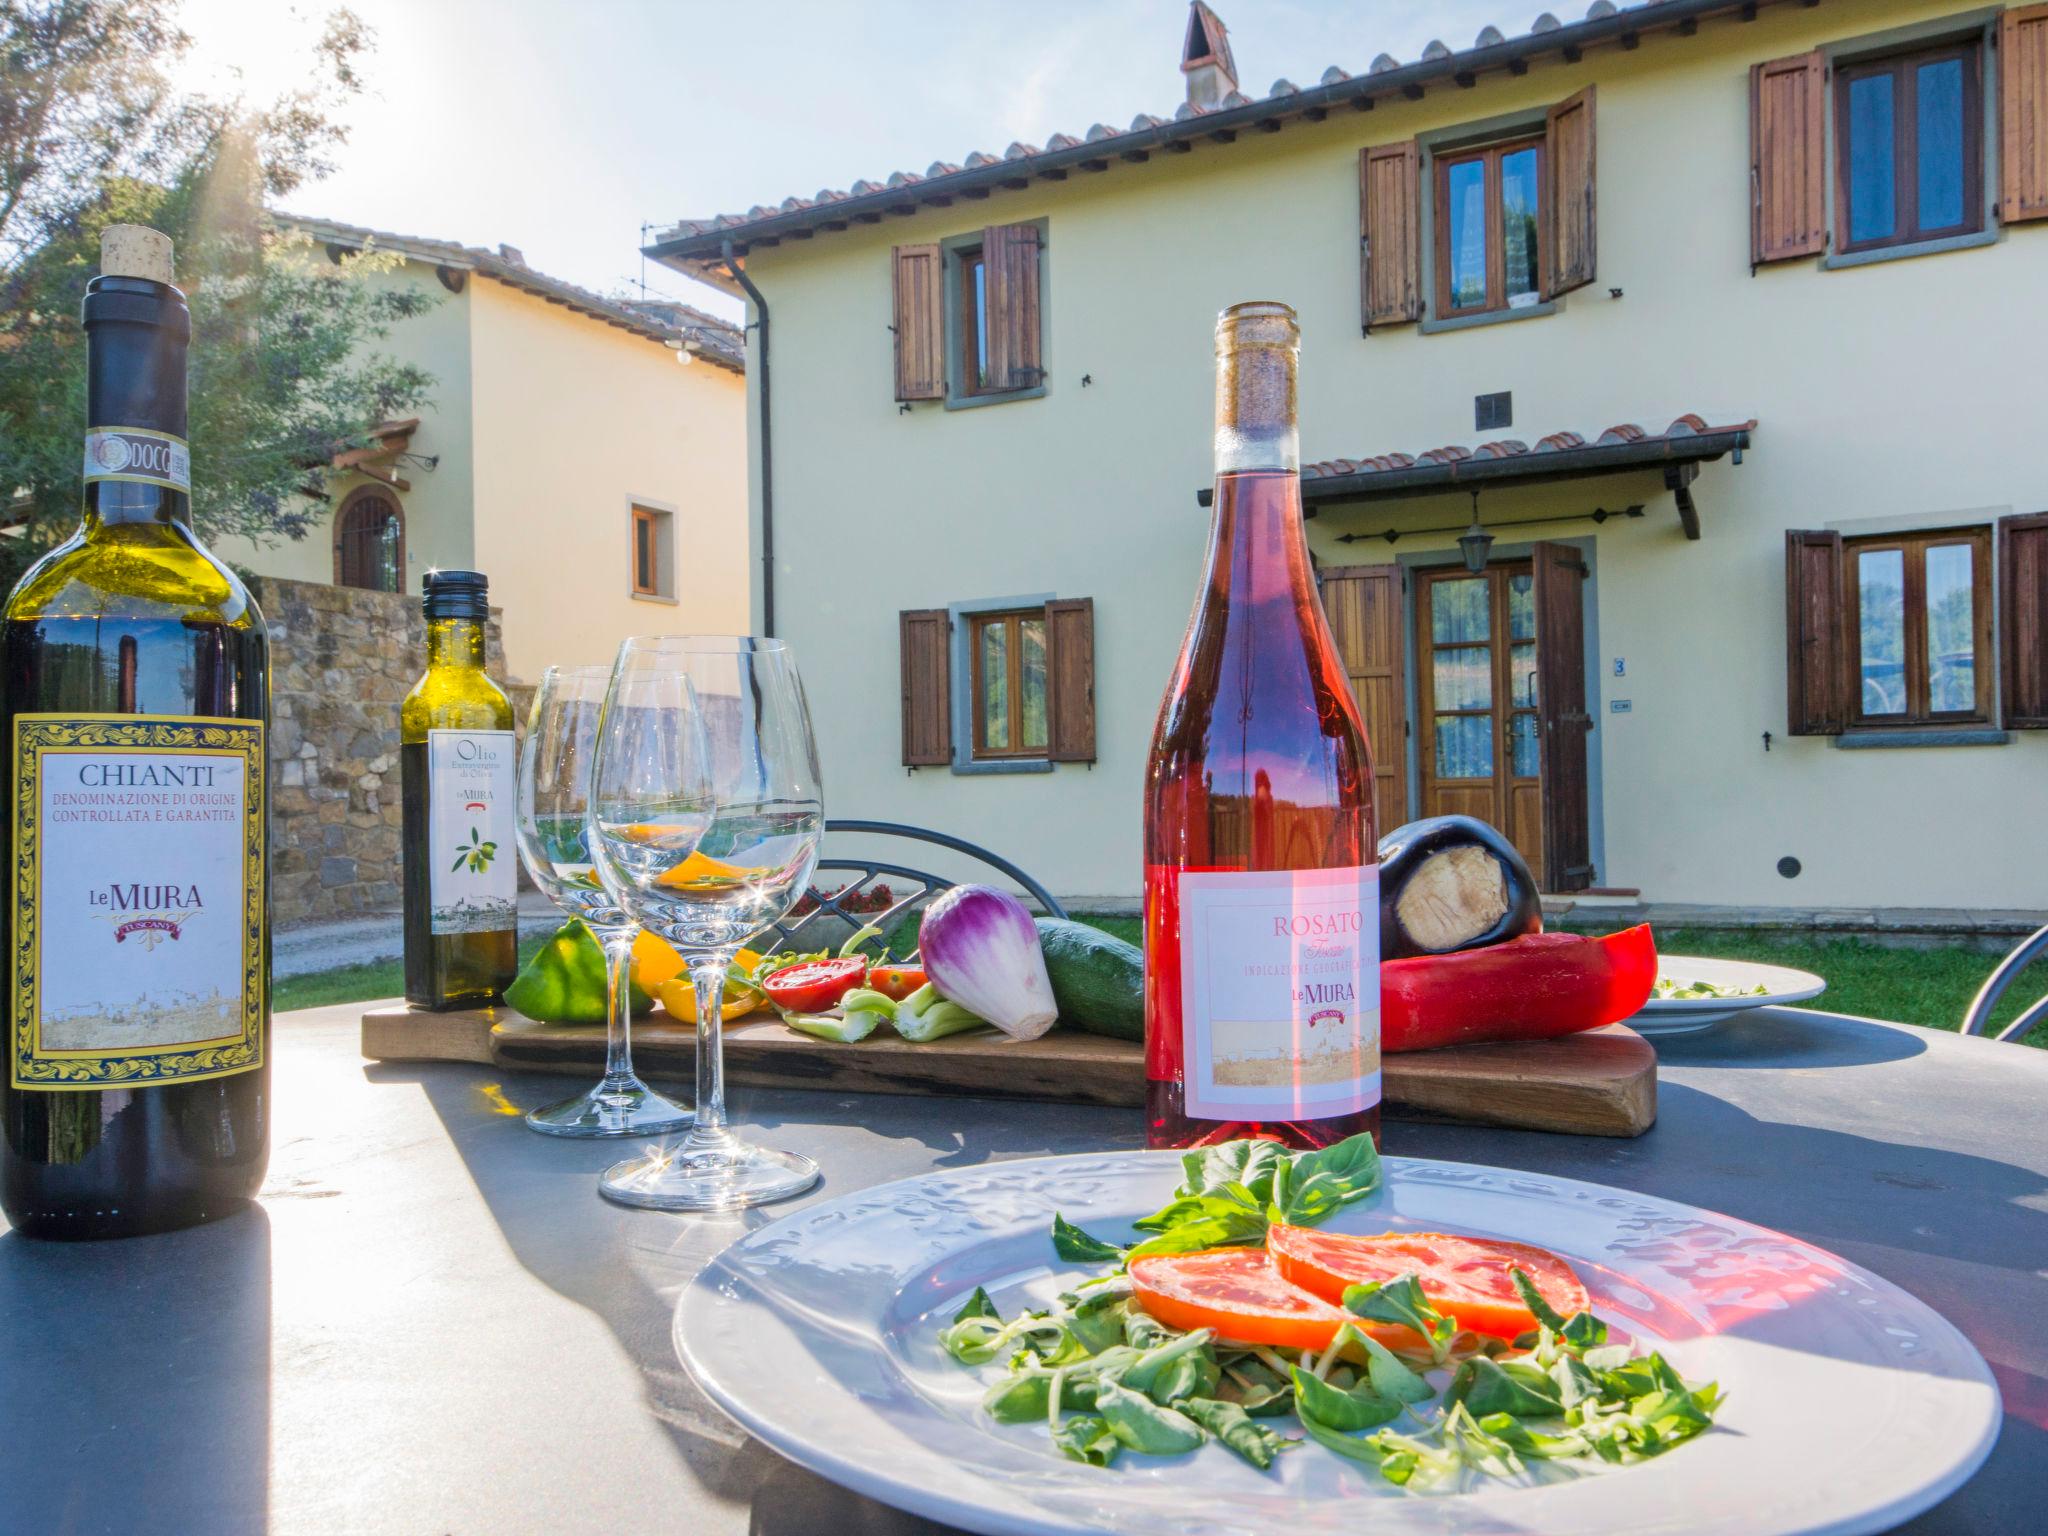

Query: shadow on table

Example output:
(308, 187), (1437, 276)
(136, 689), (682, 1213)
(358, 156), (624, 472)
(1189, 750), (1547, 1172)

(1646, 1005), (1930, 1069)
(364, 1058), (1128, 1534)
(0, 1203), (272, 1535)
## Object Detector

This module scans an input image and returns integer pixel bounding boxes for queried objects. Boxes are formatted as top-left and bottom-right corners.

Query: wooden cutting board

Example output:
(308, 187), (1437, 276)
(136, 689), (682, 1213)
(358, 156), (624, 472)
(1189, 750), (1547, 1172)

(361, 1005), (1656, 1137)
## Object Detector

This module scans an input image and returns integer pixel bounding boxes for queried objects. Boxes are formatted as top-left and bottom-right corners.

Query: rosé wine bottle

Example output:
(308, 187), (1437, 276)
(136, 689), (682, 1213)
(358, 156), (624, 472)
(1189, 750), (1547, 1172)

(1142, 301), (1380, 1152)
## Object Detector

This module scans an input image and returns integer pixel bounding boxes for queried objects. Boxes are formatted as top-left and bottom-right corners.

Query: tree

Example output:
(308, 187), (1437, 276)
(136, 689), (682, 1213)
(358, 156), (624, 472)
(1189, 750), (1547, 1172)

(0, 1), (433, 583)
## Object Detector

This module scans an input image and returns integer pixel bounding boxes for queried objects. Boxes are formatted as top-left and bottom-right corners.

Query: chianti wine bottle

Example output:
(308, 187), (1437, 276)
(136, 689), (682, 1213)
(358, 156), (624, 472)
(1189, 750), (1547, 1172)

(1, 226), (271, 1239)
(1143, 301), (1380, 1152)
(400, 569), (517, 1009)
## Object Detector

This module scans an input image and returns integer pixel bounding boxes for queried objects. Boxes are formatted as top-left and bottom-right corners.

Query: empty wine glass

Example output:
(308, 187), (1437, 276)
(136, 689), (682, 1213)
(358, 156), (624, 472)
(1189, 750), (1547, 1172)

(591, 636), (824, 1211)
(514, 665), (695, 1137)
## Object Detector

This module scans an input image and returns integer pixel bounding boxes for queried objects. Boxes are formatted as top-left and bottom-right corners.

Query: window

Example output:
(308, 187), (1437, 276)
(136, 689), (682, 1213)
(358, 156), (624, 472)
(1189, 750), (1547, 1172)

(1834, 42), (1983, 254)
(1844, 527), (1992, 725)
(333, 487), (403, 592)
(956, 246), (993, 396)
(630, 503), (674, 600)
(890, 224), (1043, 407)
(969, 608), (1049, 759)
(1434, 136), (1544, 318)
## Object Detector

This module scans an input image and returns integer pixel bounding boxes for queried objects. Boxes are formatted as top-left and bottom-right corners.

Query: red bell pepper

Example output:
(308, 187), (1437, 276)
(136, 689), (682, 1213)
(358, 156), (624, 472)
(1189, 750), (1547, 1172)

(1381, 925), (1657, 1053)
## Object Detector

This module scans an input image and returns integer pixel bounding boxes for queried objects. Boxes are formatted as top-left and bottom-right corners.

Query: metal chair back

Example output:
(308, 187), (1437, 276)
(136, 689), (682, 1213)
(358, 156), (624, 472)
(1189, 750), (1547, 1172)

(1961, 923), (2048, 1042)
(760, 819), (1067, 956)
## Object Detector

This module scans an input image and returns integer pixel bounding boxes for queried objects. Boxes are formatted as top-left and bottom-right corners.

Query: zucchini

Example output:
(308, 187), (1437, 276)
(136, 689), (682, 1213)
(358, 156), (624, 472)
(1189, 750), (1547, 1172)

(1035, 919), (1144, 1041)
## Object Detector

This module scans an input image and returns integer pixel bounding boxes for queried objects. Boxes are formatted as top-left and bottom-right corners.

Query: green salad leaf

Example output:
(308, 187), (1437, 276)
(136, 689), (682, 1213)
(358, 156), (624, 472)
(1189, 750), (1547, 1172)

(1050, 1213), (1125, 1264)
(1180, 1398), (1290, 1470)
(1342, 1275), (1458, 1364)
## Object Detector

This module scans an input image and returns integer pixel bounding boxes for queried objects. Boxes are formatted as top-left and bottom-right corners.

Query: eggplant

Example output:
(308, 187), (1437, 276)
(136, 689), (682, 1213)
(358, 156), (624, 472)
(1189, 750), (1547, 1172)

(1376, 815), (1542, 960)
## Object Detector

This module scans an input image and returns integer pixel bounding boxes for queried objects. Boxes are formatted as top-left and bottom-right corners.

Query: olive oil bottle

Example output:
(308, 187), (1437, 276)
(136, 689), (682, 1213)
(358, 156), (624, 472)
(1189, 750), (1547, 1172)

(1, 226), (271, 1239)
(401, 570), (517, 1008)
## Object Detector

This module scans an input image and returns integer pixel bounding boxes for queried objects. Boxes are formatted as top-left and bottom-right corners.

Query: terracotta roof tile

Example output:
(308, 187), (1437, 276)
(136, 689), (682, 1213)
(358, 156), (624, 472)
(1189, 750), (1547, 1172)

(1536, 431), (1588, 451)
(1597, 423), (1648, 444)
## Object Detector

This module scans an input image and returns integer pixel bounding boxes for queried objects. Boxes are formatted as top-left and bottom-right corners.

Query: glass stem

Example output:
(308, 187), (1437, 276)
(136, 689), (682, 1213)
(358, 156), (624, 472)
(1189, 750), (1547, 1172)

(682, 951), (734, 1154)
(600, 929), (638, 1088)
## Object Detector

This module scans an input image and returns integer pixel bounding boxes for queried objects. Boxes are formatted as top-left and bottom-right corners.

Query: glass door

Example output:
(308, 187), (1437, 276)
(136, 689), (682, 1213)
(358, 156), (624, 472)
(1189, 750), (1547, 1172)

(1414, 563), (1544, 877)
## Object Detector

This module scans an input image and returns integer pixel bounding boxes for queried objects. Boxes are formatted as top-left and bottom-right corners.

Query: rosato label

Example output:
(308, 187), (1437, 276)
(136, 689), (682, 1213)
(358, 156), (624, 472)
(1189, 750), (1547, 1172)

(83, 427), (190, 493)
(1177, 865), (1381, 1122)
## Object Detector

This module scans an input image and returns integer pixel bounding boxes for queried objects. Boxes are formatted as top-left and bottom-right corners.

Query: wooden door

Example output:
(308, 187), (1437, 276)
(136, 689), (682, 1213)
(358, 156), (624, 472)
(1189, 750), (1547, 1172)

(1317, 565), (1407, 829)
(1414, 563), (1544, 876)
(1534, 541), (1594, 892)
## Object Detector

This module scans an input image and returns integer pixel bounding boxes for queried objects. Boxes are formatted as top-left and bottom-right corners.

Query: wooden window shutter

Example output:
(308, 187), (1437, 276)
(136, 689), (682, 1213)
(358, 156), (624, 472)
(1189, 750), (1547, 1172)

(2000, 514), (2048, 727)
(1784, 530), (1846, 735)
(899, 608), (952, 765)
(1544, 86), (1597, 298)
(891, 245), (944, 401)
(2000, 6), (2048, 224)
(1750, 51), (1827, 266)
(1044, 598), (1096, 762)
(983, 223), (1044, 391)
(1316, 565), (1408, 827)
(1533, 543), (1594, 893)
(1360, 141), (1422, 331)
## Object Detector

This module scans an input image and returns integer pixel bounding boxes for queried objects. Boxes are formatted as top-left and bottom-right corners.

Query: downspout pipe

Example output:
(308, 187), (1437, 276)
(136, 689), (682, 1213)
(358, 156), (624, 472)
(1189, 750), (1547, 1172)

(723, 238), (773, 637)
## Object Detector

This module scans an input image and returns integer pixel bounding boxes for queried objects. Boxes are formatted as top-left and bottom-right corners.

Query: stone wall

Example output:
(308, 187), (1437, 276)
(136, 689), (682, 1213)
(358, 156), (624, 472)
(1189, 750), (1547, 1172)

(257, 576), (511, 928)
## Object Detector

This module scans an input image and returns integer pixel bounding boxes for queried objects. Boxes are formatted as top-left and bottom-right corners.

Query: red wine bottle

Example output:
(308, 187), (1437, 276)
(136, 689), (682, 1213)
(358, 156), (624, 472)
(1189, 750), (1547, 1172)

(1143, 301), (1380, 1152)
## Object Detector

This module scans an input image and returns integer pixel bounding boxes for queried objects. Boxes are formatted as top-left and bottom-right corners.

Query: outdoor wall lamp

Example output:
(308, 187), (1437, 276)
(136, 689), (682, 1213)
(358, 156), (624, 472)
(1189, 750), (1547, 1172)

(1458, 492), (1493, 572)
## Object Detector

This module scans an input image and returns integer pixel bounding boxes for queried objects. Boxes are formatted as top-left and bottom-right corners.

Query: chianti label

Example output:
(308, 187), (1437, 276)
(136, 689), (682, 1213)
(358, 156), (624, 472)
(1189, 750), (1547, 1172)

(1176, 865), (1381, 1122)
(83, 426), (190, 494)
(11, 714), (264, 1090)
(426, 729), (515, 936)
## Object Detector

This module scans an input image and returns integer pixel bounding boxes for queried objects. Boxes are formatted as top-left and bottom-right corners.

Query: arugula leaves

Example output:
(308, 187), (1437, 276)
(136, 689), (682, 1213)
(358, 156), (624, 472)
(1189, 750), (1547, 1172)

(940, 1135), (1723, 1491)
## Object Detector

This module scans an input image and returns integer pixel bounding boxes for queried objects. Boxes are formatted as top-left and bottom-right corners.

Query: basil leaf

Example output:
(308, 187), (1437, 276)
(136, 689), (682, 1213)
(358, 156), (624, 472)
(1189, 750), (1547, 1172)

(1344, 1326), (1435, 1405)
(1146, 1350), (1221, 1406)
(1179, 1141), (1291, 1204)
(1549, 1353), (1602, 1410)
(1446, 1356), (1564, 1419)
(1122, 1311), (1177, 1352)
(1117, 1328), (1215, 1401)
(952, 1286), (999, 1324)
(1479, 1412), (1592, 1460)
(1342, 1274), (1456, 1361)
(1124, 1199), (1267, 1260)
(1288, 1365), (1402, 1432)
(1508, 1266), (1571, 1333)
(1277, 1133), (1383, 1227)
(1093, 1379), (1207, 1456)
(1051, 1413), (1121, 1467)
(981, 1372), (1050, 1424)
(1049, 1212), (1125, 1263)
(1294, 1409), (1392, 1469)
(1181, 1398), (1290, 1470)
(1063, 1304), (1128, 1358)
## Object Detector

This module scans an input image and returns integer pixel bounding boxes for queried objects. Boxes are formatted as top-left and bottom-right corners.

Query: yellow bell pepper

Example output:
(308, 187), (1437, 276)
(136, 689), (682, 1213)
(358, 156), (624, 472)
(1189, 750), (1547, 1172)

(656, 947), (767, 1024)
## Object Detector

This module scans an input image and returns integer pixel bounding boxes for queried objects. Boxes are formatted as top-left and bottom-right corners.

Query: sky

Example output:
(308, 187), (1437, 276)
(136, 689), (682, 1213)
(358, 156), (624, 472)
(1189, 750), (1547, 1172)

(175, 0), (1522, 323)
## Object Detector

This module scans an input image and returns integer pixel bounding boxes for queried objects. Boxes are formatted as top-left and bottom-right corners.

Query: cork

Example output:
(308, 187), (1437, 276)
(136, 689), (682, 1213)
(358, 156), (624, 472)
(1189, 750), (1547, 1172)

(1213, 300), (1299, 473)
(100, 225), (175, 284)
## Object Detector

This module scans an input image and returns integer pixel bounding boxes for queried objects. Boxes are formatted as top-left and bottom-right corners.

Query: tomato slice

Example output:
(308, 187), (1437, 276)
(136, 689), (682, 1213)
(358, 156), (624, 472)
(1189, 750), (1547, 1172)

(760, 956), (867, 1014)
(1129, 1249), (1366, 1351)
(1267, 1226), (1589, 1340)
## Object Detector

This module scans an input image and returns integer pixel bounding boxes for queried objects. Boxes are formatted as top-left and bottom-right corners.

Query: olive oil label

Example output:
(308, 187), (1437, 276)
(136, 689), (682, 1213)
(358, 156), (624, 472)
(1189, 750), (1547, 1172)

(11, 715), (265, 1090)
(83, 427), (190, 494)
(427, 729), (516, 935)
(1176, 866), (1381, 1122)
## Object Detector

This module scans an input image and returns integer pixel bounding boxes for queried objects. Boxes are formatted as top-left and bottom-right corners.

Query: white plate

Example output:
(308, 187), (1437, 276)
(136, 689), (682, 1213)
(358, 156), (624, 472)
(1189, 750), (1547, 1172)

(1627, 955), (1827, 1037)
(676, 1151), (1998, 1536)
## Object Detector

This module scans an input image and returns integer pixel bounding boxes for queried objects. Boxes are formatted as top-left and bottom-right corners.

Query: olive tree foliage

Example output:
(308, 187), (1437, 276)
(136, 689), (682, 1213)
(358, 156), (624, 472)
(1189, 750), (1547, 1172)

(0, 1), (434, 582)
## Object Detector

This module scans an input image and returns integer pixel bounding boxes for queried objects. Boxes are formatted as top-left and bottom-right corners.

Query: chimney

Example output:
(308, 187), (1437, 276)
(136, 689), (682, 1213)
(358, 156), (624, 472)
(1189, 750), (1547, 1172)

(1181, 1), (1238, 109)
(497, 244), (526, 265)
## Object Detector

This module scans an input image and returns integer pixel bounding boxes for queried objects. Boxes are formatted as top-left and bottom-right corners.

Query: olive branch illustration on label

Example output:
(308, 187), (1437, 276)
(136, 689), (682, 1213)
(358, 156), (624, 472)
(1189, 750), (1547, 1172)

(451, 826), (498, 875)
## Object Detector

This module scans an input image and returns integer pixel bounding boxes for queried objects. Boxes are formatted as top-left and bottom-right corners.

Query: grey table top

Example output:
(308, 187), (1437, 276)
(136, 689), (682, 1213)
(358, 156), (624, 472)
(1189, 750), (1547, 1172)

(3, 1002), (2044, 1536)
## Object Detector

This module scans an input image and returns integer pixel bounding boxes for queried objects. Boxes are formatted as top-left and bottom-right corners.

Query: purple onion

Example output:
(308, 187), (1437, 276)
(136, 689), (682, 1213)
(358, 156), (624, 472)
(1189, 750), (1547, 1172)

(918, 884), (1059, 1040)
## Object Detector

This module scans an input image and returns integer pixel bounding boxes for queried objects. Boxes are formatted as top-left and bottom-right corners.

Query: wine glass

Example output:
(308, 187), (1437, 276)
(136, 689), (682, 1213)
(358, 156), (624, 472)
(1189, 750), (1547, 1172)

(590, 636), (824, 1211)
(514, 665), (695, 1137)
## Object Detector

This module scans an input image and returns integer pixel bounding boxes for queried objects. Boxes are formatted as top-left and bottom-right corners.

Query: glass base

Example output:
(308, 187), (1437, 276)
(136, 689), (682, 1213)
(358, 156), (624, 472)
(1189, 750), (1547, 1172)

(597, 1137), (819, 1211)
(525, 1076), (693, 1138)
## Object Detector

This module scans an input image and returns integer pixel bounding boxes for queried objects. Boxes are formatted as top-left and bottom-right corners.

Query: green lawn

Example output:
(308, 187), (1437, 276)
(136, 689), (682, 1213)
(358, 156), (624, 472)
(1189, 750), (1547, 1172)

(276, 914), (2047, 1048)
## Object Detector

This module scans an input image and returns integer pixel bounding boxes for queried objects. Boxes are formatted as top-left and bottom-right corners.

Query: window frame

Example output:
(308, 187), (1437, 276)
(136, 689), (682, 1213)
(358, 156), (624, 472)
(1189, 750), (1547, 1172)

(333, 484), (404, 593)
(1842, 524), (1993, 728)
(1432, 134), (1548, 320)
(628, 501), (677, 603)
(1832, 38), (1985, 256)
(967, 607), (1050, 761)
(940, 224), (1048, 410)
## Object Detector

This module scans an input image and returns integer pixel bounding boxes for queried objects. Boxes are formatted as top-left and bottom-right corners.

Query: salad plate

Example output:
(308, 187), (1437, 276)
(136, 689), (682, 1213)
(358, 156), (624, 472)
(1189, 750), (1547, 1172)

(675, 1150), (1997, 1536)
(1624, 956), (1827, 1039)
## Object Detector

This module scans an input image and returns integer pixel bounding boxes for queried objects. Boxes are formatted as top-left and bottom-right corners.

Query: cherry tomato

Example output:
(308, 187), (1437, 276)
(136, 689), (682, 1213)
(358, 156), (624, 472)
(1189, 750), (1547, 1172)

(1268, 1226), (1588, 1340)
(867, 963), (927, 1002)
(760, 956), (868, 1014)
